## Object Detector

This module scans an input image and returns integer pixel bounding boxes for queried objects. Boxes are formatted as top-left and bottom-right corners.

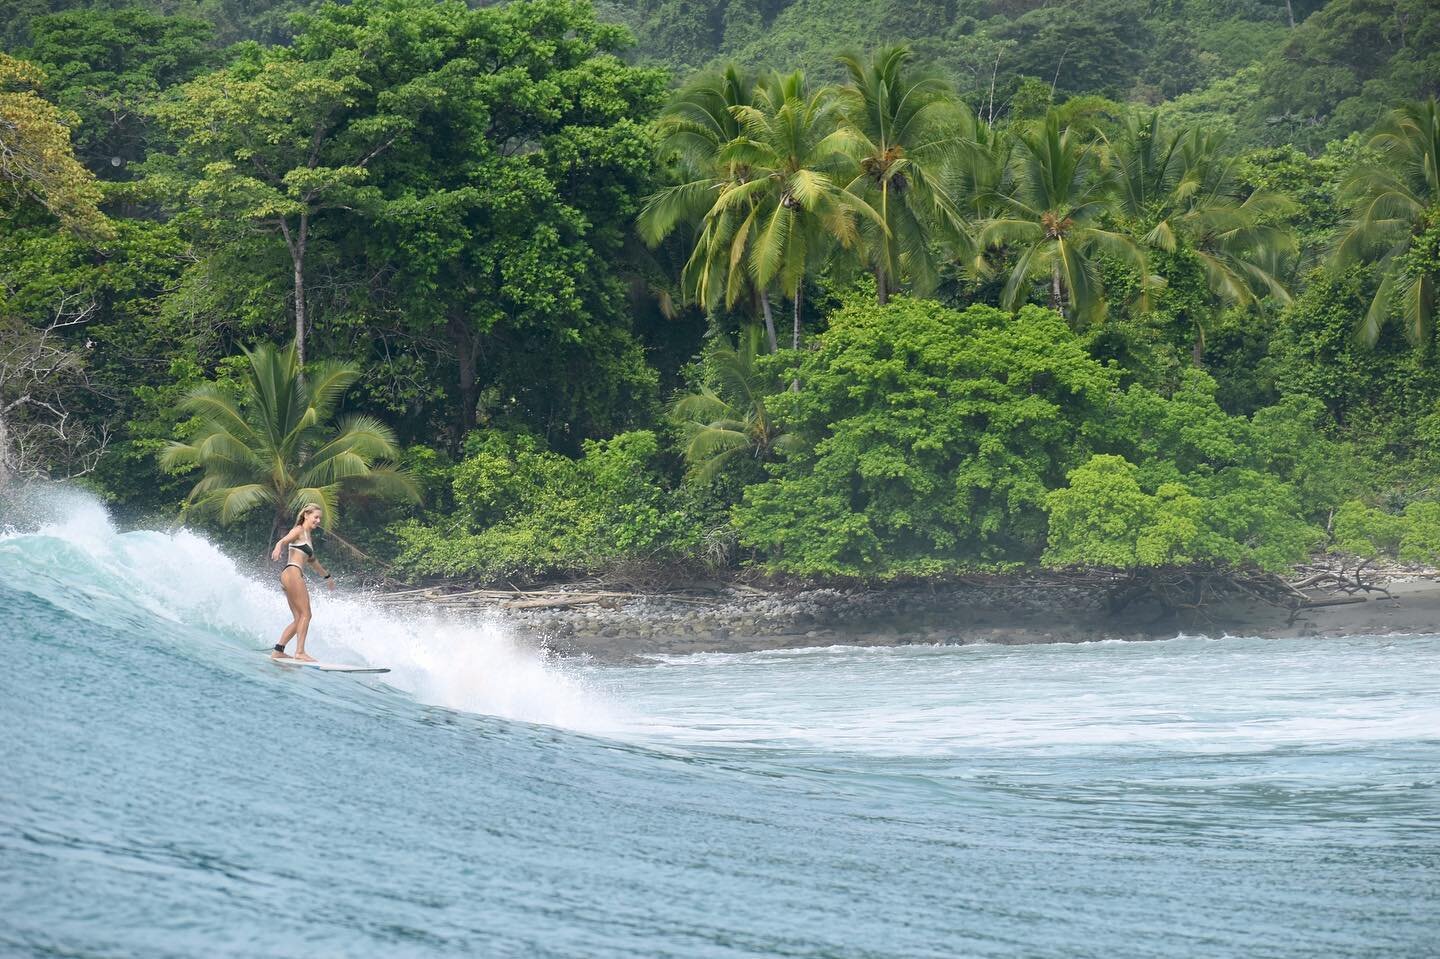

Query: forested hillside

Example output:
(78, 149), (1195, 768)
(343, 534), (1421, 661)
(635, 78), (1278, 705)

(1, 0), (1438, 595)
(601, 0), (1436, 148)
(5, 0), (1433, 143)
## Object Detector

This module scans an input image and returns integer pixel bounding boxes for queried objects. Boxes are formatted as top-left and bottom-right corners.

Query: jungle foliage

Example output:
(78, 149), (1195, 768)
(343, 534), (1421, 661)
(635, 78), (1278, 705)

(1, 0), (1438, 584)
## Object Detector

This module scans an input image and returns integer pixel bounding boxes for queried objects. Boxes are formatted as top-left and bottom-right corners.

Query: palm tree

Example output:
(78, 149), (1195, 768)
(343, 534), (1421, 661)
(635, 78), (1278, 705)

(671, 325), (800, 482)
(1111, 114), (1295, 363)
(950, 115), (1013, 223)
(721, 71), (881, 349)
(979, 110), (1149, 325)
(836, 46), (970, 305)
(639, 66), (785, 350)
(645, 70), (880, 352)
(1334, 97), (1440, 347)
(161, 341), (418, 542)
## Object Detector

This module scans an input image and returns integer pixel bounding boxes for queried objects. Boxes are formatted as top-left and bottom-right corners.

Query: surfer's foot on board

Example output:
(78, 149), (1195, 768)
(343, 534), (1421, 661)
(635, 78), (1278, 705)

(271, 643), (290, 660)
(293, 651), (317, 662)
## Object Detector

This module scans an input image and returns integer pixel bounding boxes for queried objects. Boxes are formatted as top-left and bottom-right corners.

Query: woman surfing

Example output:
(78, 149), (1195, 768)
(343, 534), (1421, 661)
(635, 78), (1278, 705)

(270, 503), (335, 661)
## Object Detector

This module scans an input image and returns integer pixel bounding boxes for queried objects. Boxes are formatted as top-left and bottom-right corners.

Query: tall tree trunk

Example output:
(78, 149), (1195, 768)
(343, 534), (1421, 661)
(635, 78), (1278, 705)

(792, 287), (803, 351)
(878, 181), (891, 307)
(0, 411), (12, 491)
(1283, 0), (1295, 27)
(280, 214), (309, 368)
(448, 312), (481, 440)
(1050, 263), (1064, 315)
(759, 292), (779, 352)
(788, 287), (804, 392)
(1192, 320), (1207, 367)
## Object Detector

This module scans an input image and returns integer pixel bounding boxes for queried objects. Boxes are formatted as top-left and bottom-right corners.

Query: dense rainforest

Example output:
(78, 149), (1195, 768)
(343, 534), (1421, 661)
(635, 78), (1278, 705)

(1, 0), (1438, 590)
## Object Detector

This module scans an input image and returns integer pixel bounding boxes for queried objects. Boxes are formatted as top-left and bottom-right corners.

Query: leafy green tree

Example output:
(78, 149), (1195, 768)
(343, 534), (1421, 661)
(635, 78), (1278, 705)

(157, 0), (451, 365)
(1266, 266), (1440, 457)
(1398, 501), (1440, 563)
(0, 215), (192, 505)
(836, 45), (969, 304)
(980, 110), (1148, 325)
(1044, 451), (1320, 573)
(994, 0), (1153, 102)
(1256, 0), (1440, 150)
(628, 0), (722, 72)
(22, 7), (214, 180)
(670, 325), (798, 482)
(1046, 370), (1337, 574)
(1234, 138), (1362, 268)
(1334, 98), (1440, 347)
(735, 298), (1118, 575)
(1043, 455), (1204, 569)
(161, 341), (418, 539)
(1332, 499), (1407, 557)
(1331, 498), (1440, 565)
(0, 54), (109, 237)
(192, 0), (315, 46)
(359, 0), (667, 442)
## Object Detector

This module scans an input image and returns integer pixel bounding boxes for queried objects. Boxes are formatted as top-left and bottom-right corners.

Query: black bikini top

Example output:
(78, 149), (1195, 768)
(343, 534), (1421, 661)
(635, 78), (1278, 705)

(289, 542), (314, 558)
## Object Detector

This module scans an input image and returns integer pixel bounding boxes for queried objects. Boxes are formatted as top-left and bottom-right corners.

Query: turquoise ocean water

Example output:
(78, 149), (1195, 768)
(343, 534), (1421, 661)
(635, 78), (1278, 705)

(2, 496), (1437, 957)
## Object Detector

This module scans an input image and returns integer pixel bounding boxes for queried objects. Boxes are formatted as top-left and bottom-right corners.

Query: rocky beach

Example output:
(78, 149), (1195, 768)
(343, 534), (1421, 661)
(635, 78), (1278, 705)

(369, 565), (1440, 662)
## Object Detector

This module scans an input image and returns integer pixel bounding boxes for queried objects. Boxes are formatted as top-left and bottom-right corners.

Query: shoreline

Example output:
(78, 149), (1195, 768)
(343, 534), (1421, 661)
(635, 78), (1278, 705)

(369, 573), (1440, 662)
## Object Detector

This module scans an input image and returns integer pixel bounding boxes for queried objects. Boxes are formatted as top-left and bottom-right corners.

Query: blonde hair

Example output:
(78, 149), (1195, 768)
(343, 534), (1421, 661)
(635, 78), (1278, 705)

(295, 503), (323, 527)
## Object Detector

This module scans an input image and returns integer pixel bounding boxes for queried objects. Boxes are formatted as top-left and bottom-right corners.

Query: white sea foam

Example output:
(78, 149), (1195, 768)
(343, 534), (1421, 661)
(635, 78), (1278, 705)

(605, 636), (1440, 757)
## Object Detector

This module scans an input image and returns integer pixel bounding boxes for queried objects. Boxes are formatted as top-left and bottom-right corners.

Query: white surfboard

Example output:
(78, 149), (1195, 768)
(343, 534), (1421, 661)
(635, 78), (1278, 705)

(271, 657), (390, 674)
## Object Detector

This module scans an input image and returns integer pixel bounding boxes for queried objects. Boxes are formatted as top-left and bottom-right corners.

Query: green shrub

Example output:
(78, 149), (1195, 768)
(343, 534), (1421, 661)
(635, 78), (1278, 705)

(391, 429), (708, 582)
(1399, 502), (1440, 565)
(1044, 455), (1320, 573)
(1043, 456), (1205, 569)
(1332, 500), (1408, 558)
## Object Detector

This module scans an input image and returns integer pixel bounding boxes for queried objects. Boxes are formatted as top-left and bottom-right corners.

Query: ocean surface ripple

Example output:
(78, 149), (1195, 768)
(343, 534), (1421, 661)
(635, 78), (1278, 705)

(2, 496), (1437, 958)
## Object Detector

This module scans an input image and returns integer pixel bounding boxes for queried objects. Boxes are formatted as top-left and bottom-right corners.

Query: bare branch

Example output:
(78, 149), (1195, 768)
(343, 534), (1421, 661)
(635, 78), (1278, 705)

(0, 291), (109, 487)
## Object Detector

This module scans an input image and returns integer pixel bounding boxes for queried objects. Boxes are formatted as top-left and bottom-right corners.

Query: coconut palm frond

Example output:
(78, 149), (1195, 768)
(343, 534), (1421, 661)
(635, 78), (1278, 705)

(1334, 98), (1440, 348)
(999, 243), (1044, 313)
(669, 324), (797, 482)
(1358, 270), (1398, 347)
(204, 483), (275, 526)
(684, 425), (752, 465)
(176, 386), (259, 444)
(343, 467), (421, 506)
(673, 387), (734, 424)
(638, 179), (721, 246)
(159, 441), (202, 473)
(304, 359), (362, 424)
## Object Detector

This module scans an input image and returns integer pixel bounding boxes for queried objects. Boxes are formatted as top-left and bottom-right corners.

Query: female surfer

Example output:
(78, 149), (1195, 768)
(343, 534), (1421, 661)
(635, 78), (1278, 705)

(269, 503), (335, 660)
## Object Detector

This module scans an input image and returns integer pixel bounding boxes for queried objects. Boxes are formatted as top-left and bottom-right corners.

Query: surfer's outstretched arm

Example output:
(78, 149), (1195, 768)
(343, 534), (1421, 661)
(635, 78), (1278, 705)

(312, 557), (336, 590)
(270, 526), (303, 562)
